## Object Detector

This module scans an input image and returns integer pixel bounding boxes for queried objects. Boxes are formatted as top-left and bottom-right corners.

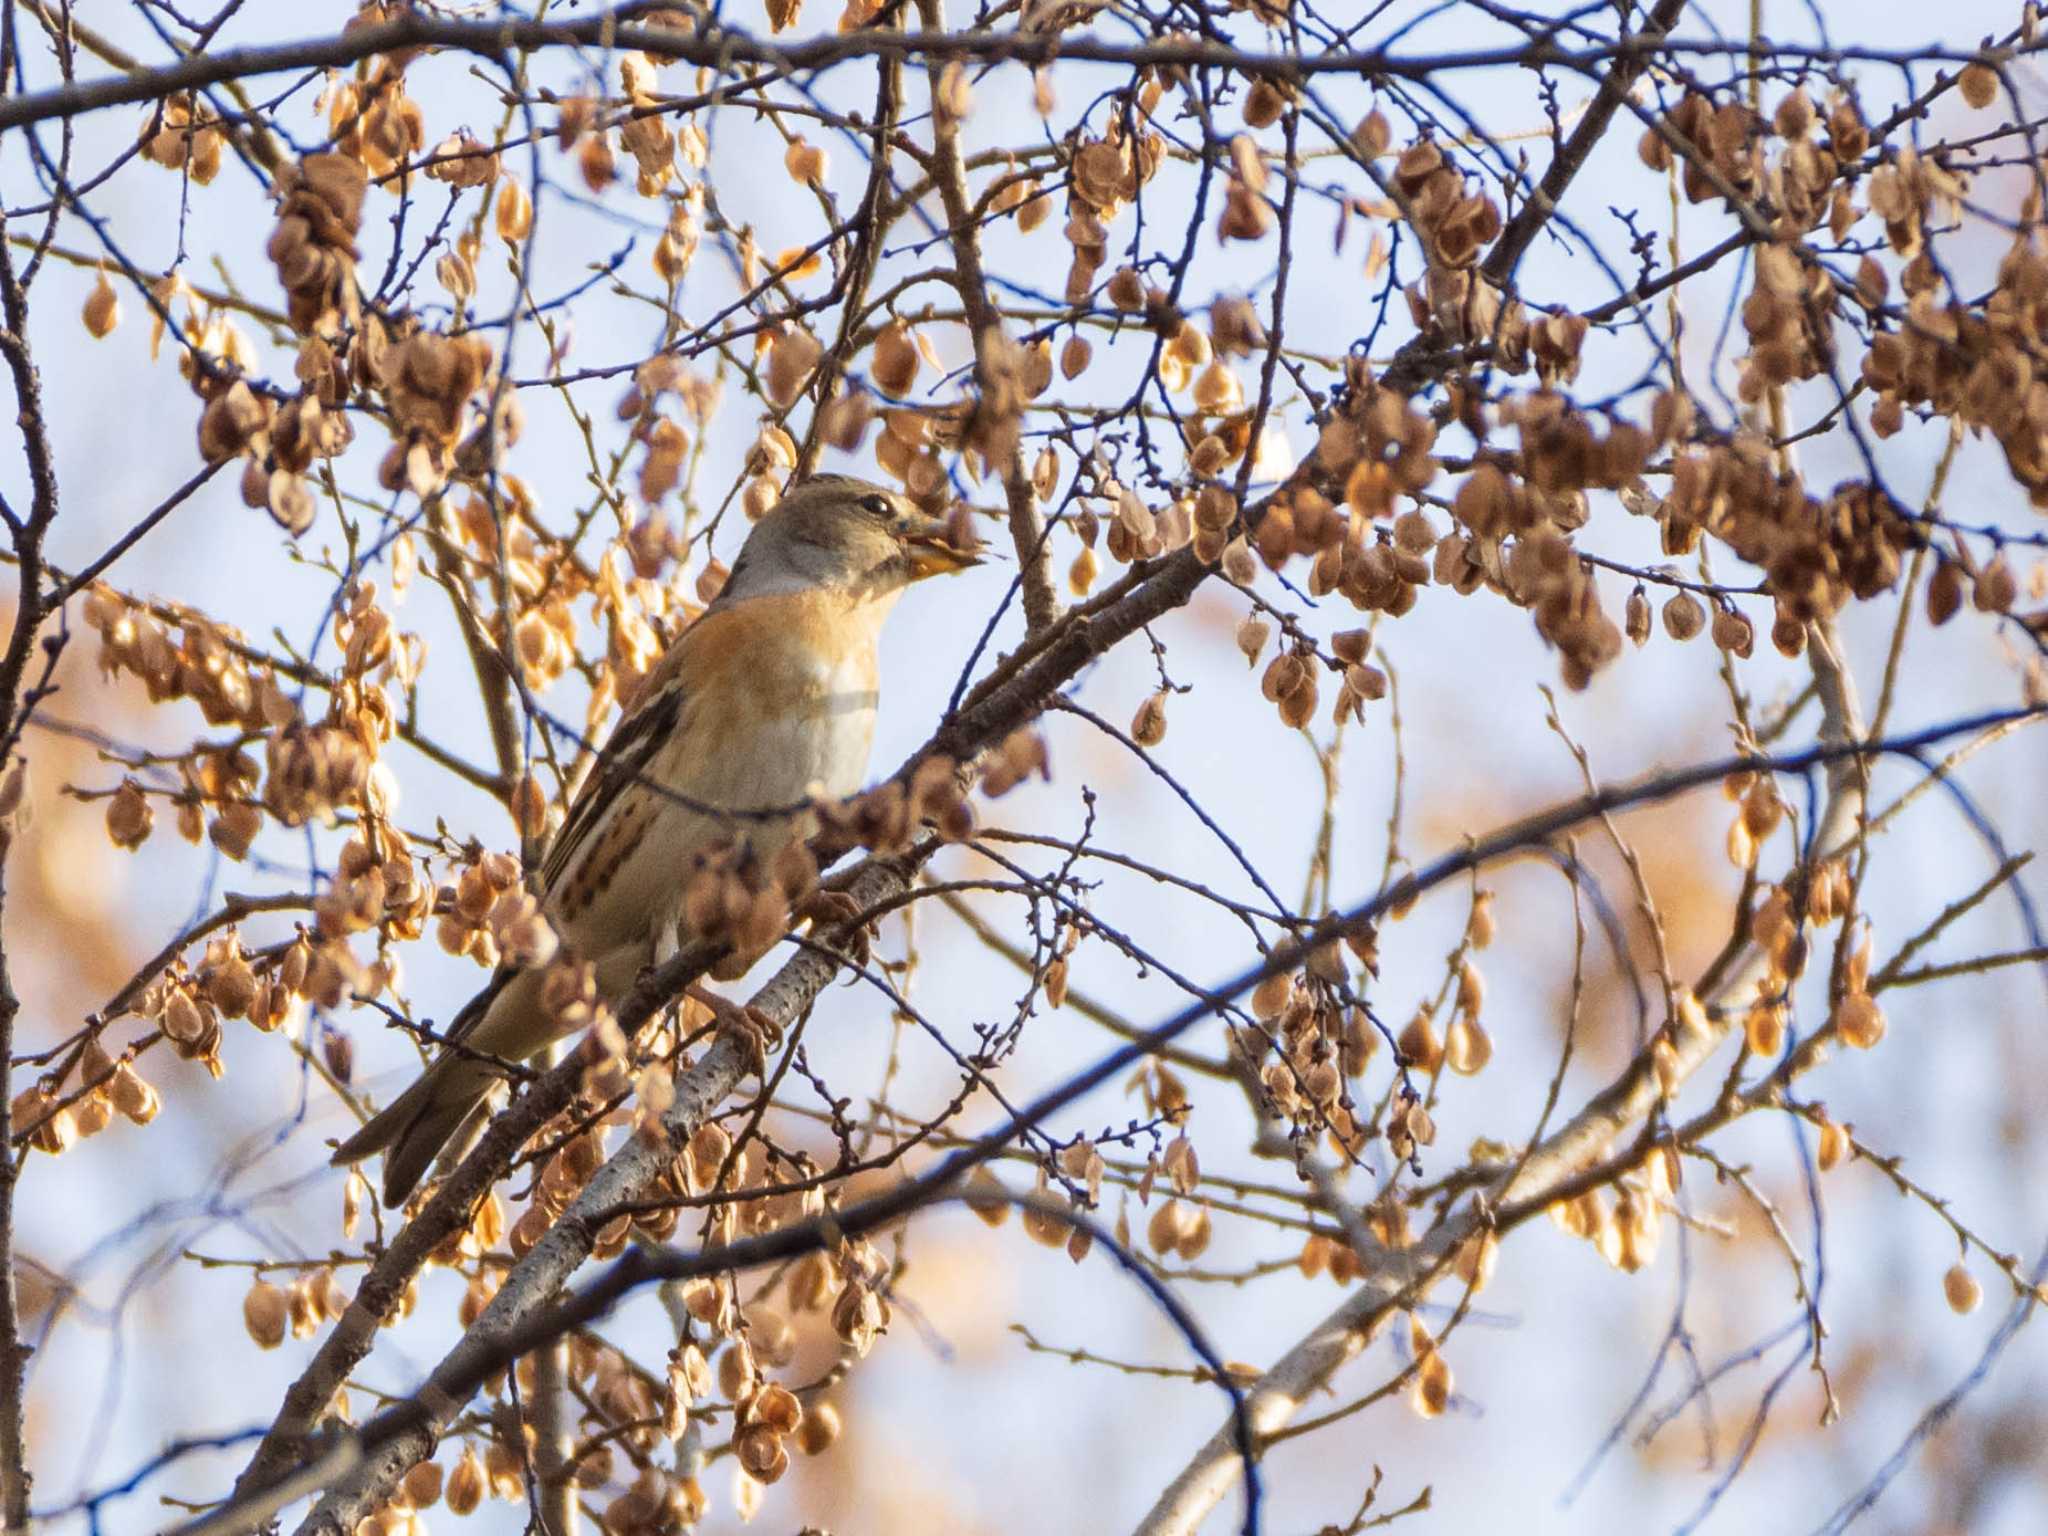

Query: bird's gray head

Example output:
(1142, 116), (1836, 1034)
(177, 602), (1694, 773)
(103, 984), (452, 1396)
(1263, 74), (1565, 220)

(716, 475), (980, 607)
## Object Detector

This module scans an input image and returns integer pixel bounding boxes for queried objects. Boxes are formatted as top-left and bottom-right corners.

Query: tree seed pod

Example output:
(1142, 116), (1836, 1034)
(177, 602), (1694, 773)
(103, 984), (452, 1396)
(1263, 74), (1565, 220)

(445, 1447), (486, 1516)
(1744, 1003), (1785, 1058)
(1958, 62), (1999, 110)
(83, 266), (120, 339)
(1235, 615), (1271, 667)
(1131, 691), (1169, 747)
(402, 1460), (444, 1511)
(1444, 1012), (1492, 1075)
(783, 137), (827, 184)
(1833, 989), (1886, 1049)
(796, 1400), (841, 1456)
(1817, 1118), (1850, 1171)
(106, 779), (153, 850)
(1711, 604), (1755, 657)
(1411, 1347), (1452, 1418)
(1973, 552), (2017, 613)
(243, 1278), (288, 1348)
(871, 320), (920, 396)
(1397, 1006), (1442, 1074)
(1943, 1262), (1983, 1314)
(1927, 558), (1963, 625)
(963, 1165), (1009, 1227)
(1661, 591), (1705, 640)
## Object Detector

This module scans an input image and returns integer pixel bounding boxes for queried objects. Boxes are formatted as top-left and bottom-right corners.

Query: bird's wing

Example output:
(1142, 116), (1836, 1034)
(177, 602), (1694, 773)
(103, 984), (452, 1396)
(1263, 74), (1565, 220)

(539, 624), (695, 897)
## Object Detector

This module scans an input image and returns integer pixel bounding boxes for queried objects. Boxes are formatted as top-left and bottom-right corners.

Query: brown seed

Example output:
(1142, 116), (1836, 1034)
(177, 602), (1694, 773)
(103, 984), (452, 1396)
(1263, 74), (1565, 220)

(243, 1278), (288, 1348)
(1973, 553), (2017, 613)
(1817, 1118), (1850, 1171)
(1131, 691), (1169, 747)
(1833, 989), (1886, 1049)
(1661, 591), (1705, 640)
(1958, 62), (2000, 110)
(83, 267), (120, 339)
(1943, 1262), (1983, 1314)
(1927, 559), (1963, 625)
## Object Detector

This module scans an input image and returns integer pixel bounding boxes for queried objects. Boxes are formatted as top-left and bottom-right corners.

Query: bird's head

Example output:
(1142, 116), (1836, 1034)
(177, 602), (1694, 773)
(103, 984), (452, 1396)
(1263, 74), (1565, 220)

(719, 475), (982, 606)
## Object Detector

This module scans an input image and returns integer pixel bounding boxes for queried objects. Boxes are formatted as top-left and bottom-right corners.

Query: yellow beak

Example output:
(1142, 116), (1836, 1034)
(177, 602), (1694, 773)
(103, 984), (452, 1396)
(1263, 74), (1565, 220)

(903, 518), (983, 581)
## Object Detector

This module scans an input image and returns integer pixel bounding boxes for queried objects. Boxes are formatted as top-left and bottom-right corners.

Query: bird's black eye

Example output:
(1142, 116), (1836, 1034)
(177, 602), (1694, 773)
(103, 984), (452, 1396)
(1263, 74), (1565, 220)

(861, 493), (894, 519)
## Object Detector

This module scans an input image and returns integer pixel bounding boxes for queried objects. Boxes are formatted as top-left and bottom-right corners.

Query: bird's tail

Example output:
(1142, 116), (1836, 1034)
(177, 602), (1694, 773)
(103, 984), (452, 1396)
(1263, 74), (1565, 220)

(331, 978), (509, 1207)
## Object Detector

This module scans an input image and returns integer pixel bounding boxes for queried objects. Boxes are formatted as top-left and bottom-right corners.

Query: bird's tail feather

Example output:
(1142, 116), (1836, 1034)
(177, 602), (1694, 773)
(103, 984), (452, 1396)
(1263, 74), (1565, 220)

(330, 977), (509, 1207)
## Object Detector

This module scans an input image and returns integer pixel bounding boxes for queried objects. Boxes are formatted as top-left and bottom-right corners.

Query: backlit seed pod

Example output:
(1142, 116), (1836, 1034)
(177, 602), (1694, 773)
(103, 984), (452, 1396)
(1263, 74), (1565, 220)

(1740, 779), (1783, 841)
(1068, 543), (1098, 596)
(1817, 1118), (1849, 1171)
(1277, 674), (1318, 729)
(1927, 559), (1963, 625)
(1456, 961), (1484, 1017)
(402, 1460), (445, 1511)
(1772, 612), (1807, 657)
(871, 320), (919, 396)
(1397, 1005), (1442, 1074)
(577, 129), (616, 191)
(1444, 1012), (1492, 1075)
(963, 1164), (1009, 1226)
(797, 1400), (841, 1456)
(83, 267), (120, 339)
(106, 780), (153, 850)
(108, 1061), (159, 1124)
(1833, 989), (1885, 1049)
(1249, 971), (1292, 1019)
(494, 176), (532, 243)
(1958, 62), (1999, 110)
(1221, 535), (1257, 584)
(1944, 1262), (1983, 1314)
(1661, 591), (1705, 640)
(243, 1278), (288, 1348)
(1744, 1002), (1785, 1058)
(1411, 1347), (1452, 1419)
(1051, 333), (1092, 386)
(765, 327), (821, 407)
(1711, 604), (1754, 657)
(1973, 552), (2017, 613)
(1235, 615), (1270, 667)
(1131, 691), (1169, 747)
(1624, 587), (1651, 646)
(783, 137), (827, 184)
(445, 1446), (485, 1516)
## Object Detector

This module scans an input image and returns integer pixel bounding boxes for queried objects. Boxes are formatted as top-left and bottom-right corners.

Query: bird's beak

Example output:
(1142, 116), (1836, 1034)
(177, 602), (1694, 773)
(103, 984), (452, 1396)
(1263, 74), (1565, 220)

(902, 516), (983, 581)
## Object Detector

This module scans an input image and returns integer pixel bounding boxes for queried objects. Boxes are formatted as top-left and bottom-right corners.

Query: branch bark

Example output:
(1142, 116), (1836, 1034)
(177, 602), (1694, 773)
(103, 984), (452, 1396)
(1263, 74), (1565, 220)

(1128, 619), (1870, 1536)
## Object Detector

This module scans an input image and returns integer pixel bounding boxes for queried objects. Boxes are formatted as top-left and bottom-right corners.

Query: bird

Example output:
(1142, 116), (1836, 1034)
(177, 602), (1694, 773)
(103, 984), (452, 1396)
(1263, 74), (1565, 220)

(332, 474), (979, 1205)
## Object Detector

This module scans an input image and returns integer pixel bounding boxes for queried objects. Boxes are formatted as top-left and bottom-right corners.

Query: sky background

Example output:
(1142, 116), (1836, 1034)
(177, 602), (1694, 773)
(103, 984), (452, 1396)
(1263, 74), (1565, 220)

(2, 2), (2046, 1534)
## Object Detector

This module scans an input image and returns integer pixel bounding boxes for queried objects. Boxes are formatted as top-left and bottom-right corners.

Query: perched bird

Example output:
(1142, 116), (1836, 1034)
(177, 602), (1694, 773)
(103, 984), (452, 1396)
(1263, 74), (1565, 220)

(333, 475), (978, 1204)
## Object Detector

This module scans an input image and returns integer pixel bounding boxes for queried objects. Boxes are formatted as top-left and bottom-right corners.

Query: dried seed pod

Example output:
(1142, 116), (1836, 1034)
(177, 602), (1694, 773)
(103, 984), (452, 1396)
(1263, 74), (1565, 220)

(106, 780), (153, 850)
(1131, 691), (1169, 747)
(1943, 1262), (1983, 1314)
(445, 1446), (486, 1516)
(1444, 1012), (1492, 1075)
(83, 266), (120, 339)
(1744, 1002), (1785, 1058)
(1833, 989), (1886, 1049)
(1958, 62), (1999, 110)
(1661, 591), (1705, 640)
(1397, 1005), (1442, 1074)
(243, 1278), (288, 1348)
(1410, 1345), (1452, 1419)
(1817, 1117), (1850, 1171)
(797, 1400), (841, 1456)
(1927, 558), (1963, 625)
(1973, 552), (2017, 613)
(402, 1460), (445, 1510)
